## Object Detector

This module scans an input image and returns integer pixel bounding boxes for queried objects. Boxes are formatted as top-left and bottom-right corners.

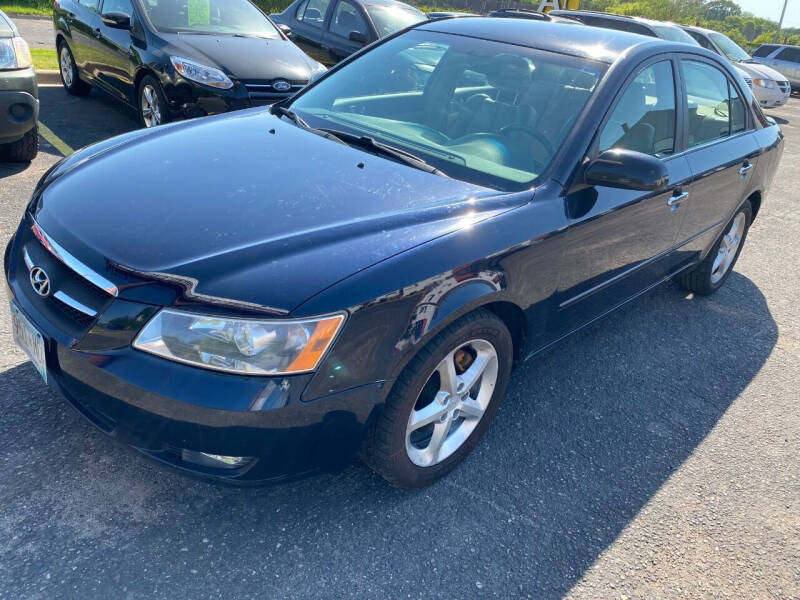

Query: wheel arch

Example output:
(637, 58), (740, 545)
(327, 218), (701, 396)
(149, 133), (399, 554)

(746, 190), (762, 221)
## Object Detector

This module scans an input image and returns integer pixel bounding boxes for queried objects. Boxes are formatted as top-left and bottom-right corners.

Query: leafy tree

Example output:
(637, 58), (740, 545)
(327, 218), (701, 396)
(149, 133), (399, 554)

(704, 0), (741, 20)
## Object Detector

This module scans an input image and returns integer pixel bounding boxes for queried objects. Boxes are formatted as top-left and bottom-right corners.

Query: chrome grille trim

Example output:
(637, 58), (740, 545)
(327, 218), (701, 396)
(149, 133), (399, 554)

(30, 219), (119, 297)
(53, 290), (98, 317)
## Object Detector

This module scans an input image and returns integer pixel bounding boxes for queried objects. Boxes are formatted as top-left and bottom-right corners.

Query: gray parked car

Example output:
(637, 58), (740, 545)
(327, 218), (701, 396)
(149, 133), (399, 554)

(751, 44), (800, 91)
(0, 8), (38, 161)
(681, 25), (791, 109)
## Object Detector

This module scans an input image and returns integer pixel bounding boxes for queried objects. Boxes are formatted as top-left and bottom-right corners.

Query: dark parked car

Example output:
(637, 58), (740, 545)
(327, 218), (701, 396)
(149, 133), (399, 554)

(6, 18), (782, 487)
(53, 0), (327, 127)
(0, 9), (38, 161)
(271, 0), (426, 65)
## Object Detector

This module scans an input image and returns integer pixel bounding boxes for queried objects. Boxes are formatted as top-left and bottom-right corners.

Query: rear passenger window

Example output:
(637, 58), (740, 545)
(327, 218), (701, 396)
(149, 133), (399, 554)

(752, 44), (777, 57)
(598, 60), (676, 156)
(682, 60), (747, 147)
(79, 0), (98, 9)
(776, 47), (800, 62)
(298, 0), (330, 27)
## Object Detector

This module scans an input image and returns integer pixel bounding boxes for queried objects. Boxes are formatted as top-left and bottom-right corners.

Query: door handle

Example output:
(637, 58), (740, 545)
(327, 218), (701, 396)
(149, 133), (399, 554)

(667, 190), (688, 211)
(94, 27), (102, 38)
(739, 162), (753, 178)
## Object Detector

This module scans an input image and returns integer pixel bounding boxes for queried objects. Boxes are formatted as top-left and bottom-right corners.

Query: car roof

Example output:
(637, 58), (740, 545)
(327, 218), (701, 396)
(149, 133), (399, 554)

(362, 0), (422, 10)
(417, 16), (659, 63)
(680, 24), (715, 34)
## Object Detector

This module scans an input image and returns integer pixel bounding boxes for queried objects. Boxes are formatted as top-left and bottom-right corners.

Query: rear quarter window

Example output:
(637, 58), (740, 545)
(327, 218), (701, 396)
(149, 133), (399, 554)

(752, 44), (778, 58)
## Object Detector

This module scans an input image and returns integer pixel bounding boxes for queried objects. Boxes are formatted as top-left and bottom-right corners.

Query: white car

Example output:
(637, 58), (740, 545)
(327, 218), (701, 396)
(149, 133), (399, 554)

(682, 25), (791, 109)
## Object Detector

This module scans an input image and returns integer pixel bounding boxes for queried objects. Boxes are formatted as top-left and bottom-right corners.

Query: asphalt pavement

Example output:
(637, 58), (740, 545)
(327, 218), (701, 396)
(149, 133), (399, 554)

(0, 87), (798, 599)
(8, 14), (54, 50)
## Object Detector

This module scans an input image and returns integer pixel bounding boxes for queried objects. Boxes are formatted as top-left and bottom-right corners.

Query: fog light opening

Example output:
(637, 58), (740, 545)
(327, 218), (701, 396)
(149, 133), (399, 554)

(181, 450), (253, 469)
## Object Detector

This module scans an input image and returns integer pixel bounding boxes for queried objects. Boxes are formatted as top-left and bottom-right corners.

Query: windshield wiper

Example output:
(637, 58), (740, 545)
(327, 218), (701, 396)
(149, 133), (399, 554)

(270, 106), (311, 129)
(317, 128), (449, 178)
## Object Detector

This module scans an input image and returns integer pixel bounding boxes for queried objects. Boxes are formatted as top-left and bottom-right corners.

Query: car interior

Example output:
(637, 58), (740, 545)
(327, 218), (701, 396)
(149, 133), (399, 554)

(294, 35), (603, 188)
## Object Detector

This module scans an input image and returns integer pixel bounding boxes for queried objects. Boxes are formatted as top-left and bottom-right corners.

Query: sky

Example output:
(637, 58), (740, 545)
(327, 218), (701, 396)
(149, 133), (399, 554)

(735, 0), (800, 28)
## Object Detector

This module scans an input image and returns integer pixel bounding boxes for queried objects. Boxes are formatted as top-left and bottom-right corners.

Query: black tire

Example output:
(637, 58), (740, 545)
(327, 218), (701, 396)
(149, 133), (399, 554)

(361, 309), (513, 488)
(1, 126), (39, 162)
(137, 75), (171, 128)
(58, 42), (91, 96)
(679, 200), (753, 295)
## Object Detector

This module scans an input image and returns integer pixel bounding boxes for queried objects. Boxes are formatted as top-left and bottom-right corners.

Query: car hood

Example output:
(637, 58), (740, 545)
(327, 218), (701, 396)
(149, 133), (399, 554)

(735, 60), (788, 82)
(160, 32), (321, 81)
(32, 110), (527, 314)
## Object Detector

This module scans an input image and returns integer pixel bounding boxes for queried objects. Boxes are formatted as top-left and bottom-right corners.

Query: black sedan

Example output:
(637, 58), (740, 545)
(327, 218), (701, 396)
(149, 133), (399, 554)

(271, 0), (426, 65)
(6, 18), (782, 487)
(53, 0), (327, 127)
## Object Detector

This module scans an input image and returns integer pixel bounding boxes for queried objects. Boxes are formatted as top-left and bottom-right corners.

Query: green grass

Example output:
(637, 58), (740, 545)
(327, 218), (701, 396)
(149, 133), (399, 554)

(0, 3), (51, 16)
(31, 48), (57, 71)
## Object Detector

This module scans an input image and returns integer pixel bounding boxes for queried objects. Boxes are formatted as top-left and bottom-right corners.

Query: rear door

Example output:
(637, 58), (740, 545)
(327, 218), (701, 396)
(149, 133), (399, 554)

(673, 56), (760, 260)
(94, 0), (136, 101)
(67, 0), (103, 76)
(555, 57), (692, 335)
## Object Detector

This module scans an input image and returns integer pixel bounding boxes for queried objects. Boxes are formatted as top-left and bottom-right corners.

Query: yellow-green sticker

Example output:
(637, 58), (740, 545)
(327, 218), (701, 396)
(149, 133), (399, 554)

(188, 0), (210, 26)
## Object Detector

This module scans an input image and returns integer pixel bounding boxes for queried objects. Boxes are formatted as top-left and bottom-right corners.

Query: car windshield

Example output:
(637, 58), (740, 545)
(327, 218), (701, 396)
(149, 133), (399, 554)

(366, 5), (427, 37)
(289, 30), (605, 191)
(140, 0), (280, 37)
(651, 24), (699, 45)
(709, 32), (751, 62)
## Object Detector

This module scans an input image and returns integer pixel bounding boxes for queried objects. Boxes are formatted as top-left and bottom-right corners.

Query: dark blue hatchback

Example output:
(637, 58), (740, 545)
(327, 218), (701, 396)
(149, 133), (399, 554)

(5, 18), (782, 487)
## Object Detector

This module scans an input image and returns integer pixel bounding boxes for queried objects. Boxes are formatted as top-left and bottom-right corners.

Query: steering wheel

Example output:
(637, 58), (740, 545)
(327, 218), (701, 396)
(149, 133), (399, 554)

(498, 125), (556, 157)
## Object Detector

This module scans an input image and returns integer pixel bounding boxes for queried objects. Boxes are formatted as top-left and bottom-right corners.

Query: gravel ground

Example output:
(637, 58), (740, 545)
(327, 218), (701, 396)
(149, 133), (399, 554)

(0, 88), (798, 599)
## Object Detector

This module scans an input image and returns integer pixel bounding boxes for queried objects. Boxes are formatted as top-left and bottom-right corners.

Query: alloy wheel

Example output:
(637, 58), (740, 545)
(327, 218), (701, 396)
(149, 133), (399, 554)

(60, 47), (73, 88)
(405, 339), (498, 467)
(711, 212), (746, 284)
(141, 85), (162, 127)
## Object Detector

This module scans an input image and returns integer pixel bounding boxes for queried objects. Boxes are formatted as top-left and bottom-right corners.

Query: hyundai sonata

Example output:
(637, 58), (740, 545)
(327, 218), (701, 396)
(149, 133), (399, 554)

(6, 18), (782, 487)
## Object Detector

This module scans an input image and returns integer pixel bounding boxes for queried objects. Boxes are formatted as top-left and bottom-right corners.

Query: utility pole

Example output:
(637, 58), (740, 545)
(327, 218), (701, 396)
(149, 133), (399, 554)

(773, 0), (789, 43)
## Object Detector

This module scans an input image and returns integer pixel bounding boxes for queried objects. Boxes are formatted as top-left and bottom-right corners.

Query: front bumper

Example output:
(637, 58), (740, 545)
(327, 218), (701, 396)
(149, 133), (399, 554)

(5, 226), (387, 484)
(164, 75), (305, 120)
(752, 83), (791, 108)
(0, 88), (39, 145)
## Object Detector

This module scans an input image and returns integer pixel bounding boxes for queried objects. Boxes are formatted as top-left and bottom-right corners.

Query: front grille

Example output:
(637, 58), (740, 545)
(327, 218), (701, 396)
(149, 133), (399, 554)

(15, 224), (113, 338)
(243, 80), (306, 106)
(778, 80), (790, 94)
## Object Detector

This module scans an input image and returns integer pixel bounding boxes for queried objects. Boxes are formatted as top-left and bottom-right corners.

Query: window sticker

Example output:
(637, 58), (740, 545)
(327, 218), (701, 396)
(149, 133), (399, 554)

(188, 0), (210, 26)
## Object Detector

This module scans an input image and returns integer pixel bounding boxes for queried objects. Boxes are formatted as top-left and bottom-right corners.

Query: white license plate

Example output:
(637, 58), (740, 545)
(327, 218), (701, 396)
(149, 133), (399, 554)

(10, 303), (47, 383)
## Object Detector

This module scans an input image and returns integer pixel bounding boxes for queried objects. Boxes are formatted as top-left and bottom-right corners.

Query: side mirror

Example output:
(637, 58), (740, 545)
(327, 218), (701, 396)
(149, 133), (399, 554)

(585, 148), (669, 192)
(278, 23), (292, 37)
(348, 30), (368, 45)
(101, 11), (131, 29)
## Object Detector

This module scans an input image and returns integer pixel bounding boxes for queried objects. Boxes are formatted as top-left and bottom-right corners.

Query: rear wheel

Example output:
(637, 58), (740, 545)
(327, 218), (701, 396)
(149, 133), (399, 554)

(362, 309), (513, 487)
(137, 76), (171, 128)
(58, 42), (91, 96)
(679, 201), (752, 295)
(1, 126), (39, 162)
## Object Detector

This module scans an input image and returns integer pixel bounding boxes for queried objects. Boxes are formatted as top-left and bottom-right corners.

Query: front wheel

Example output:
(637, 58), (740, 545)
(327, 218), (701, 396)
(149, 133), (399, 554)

(679, 201), (752, 295)
(1, 126), (39, 162)
(362, 309), (513, 487)
(137, 75), (171, 128)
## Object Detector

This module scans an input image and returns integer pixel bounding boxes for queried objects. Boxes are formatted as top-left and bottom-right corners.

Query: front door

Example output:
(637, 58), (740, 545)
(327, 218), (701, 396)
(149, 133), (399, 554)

(321, 0), (371, 63)
(555, 58), (691, 337)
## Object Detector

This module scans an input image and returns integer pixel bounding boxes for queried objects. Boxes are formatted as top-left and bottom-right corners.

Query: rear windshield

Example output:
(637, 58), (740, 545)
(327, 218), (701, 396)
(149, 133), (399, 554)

(650, 24), (699, 45)
(290, 30), (606, 191)
(140, 0), (280, 37)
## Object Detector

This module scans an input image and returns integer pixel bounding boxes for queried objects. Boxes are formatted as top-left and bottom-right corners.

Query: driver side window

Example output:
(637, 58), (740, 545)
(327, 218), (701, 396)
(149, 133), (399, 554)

(598, 60), (676, 157)
(329, 0), (367, 39)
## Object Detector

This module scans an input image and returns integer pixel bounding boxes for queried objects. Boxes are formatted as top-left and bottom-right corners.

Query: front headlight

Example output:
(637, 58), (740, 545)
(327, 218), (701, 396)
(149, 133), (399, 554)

(170, 56), (233, 89)
(753, 78), (776, 89)
(0, 37), (32, 70)
(133, 309), (345, 375)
